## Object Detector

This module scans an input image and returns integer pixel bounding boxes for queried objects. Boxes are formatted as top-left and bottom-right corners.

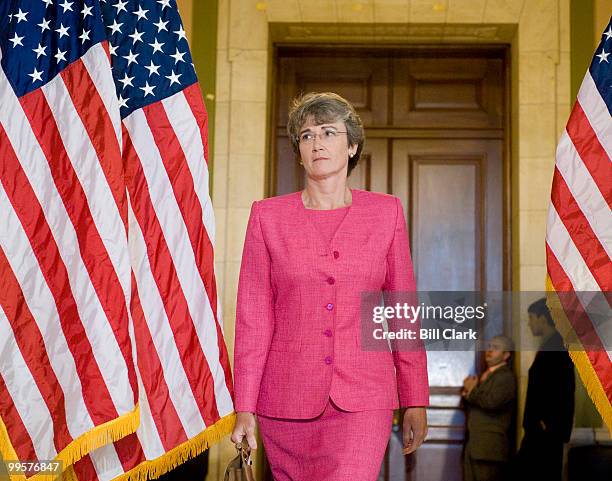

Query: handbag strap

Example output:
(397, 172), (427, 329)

(235, 442), (253, 466)
(235, 442), (256, 481)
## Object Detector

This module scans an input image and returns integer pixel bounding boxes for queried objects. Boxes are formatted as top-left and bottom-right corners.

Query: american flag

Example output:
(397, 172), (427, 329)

(546, 17), (612, 435)
(0, 1), (235, 480)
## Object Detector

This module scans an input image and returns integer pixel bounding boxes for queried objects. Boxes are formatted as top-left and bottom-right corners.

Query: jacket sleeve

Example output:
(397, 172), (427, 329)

(233, 201), (274, 413)
(383, 196), (430, 408)
(466, 370), (516, 411)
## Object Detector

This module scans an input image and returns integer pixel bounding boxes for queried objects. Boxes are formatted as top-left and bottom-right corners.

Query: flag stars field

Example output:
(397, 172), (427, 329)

(28, 67), (43, 82)
(38, 18), (51, 31)
(149, 38), (164, 54)
(55, 49), (67, 62)
(33, 43), (47, 58)
(96, 0), (197, 116)
(596, 48), (609, 63)
(123, 49), (139, 65)
(9, 33), (24, 48)
(129, 29), (145, 44)
(174, 26), (186, 41)
(114, 0), (128, 14)
(119, 73), (134, 89)
(166, 70), (181, 86)
(80, 29), (91, 44)
(14, 8), (29, 23)
(117, 94), (128, 108)
(153, 18), (168, 32)
(140, 81), (155, 96)
(60, 0), (74, 13)
(598, 25), (612, 65)
(134, 6), (149, 20)
(109, 19), (123, 34)
(55, 23), (70, 38)
(170, 48), (185, 64)
(82, 4), (94, 18)
(145, 60), (160, 77)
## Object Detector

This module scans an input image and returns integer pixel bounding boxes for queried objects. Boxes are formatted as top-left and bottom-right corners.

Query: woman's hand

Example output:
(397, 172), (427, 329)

(231, 411), (258, 449)
(401, 407), (428, 455)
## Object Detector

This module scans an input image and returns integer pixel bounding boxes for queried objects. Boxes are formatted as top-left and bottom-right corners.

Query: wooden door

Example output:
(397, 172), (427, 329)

(268, 47), (509, 481)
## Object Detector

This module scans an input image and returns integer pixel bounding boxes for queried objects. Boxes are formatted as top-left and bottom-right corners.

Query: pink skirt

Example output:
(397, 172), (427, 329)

(257, 396), (393, 481)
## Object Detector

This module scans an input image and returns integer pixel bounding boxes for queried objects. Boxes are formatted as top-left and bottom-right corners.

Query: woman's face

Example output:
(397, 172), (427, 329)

(297, 117), (357, 181)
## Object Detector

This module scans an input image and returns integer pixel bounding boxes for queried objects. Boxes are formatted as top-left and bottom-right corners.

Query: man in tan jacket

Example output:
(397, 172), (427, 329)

(462, 335), (517, 481)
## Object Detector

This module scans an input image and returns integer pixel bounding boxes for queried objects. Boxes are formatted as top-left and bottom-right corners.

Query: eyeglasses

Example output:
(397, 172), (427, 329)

(297, 128), (348, 145)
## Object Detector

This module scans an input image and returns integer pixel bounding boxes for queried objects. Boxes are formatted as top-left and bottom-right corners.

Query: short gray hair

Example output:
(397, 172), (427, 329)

(286, 92), (365, 176)
(490, 335), (515, 353)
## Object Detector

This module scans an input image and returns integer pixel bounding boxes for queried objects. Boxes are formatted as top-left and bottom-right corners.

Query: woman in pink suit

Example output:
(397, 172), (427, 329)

(231, 92), (429, 480)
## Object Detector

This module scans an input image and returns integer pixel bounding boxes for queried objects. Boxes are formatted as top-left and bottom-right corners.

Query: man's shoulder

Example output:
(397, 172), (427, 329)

(536, 331), (572, 363)
(542, 330), (565, 349)
(493, 365), (517, 384)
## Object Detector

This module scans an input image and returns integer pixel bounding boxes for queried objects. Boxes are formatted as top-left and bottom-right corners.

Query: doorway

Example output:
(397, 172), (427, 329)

(267, 45), (511, 481)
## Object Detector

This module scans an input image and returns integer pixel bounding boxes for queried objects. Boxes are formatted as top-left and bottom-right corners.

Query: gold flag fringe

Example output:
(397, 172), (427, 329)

(110, 412), (236, 481)
(546, 277), (612, 438)
(568, 350), (612, 438)
(0, 405), (140, 481)
(60, 465), (78, 481)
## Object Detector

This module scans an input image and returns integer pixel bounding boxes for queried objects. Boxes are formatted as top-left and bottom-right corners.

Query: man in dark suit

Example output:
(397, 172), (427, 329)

(462, 335), (517, 481)
(516, 298), (575, 481)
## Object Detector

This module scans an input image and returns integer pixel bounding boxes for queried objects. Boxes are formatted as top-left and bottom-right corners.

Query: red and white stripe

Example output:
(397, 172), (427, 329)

(70, 84), (233, 481)
(546, 69), (612, 405)
(0, 40), (137, 471)
(577, 72), (612, 159)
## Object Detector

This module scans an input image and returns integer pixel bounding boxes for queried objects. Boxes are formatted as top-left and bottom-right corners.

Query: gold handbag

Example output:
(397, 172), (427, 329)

(224, 442), (256, 481)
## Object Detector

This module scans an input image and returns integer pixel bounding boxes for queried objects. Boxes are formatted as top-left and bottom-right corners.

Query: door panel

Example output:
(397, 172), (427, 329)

(391, 139), (504, 292)
(392, 58), (503, 129)
(391, 138), (503, 480)
(347, 138), (388, 193)
(277, 56), (390, 128)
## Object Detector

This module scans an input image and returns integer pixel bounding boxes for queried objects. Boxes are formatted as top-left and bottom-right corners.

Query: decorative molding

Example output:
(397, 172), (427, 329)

(270, 22), (518, 44)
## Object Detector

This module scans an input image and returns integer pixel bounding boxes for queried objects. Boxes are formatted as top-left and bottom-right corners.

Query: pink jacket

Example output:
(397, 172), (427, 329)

(233, 189), (429, 418)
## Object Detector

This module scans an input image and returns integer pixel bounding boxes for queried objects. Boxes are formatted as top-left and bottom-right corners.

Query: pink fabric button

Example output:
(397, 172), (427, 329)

(327, 277), (335, 285)
(333, 251), (339, 259)
(324, 329), (332, 337)
(326, 303), (334, 311)
(324, 356), (333, 365)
